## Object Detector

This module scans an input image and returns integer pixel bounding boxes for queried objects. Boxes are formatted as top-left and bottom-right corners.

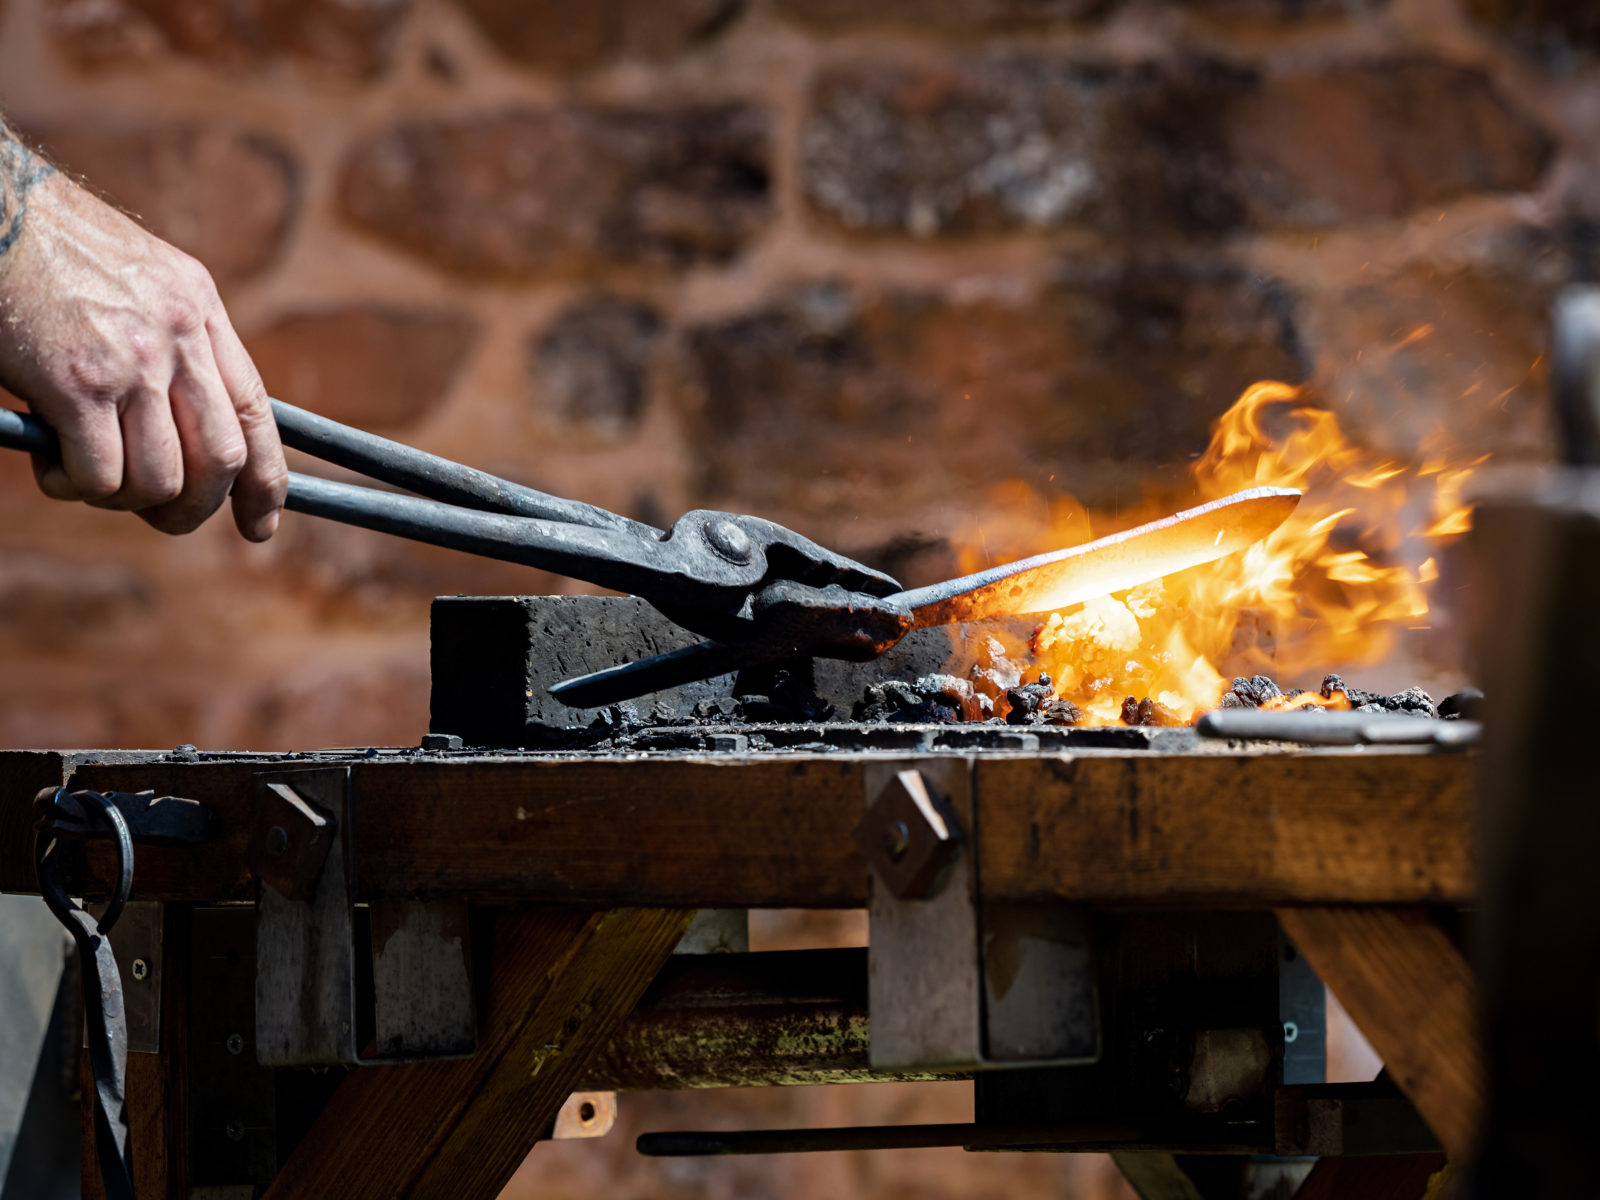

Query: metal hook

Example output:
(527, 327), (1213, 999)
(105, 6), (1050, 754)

(34, 787), (134, 935)
(33, 787), (138, 1200)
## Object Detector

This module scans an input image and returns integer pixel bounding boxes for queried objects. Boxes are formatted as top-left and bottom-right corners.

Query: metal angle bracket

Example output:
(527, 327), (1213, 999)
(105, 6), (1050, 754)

(858, 759), (1099, 1074)
(82, 899), (165, 1055)
(253, 767), (358, 1067)
(250, 768), (479, 1067)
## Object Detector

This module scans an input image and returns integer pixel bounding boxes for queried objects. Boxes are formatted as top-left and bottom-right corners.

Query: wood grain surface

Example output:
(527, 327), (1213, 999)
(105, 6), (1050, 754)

(1278, 906), (1480, 1161)
(260, 904), (692, 1200)
(4, 750), (1473, 907)
(979, 752), (1473, 906)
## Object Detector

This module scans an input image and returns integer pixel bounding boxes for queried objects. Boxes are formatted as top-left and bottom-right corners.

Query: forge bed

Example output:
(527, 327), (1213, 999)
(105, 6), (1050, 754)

(0, 592), (1480, 1200)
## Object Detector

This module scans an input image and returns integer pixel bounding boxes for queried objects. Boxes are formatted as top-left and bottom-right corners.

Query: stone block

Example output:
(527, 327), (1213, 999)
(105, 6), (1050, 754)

(50, 0), (412, 78)
(1307, 263), (1557, 463)
(533, 295), (664, 435)
(774, 0), (1109, 32)
(337, 105), (771, 278)
(429, 595), (975, 741)
(775, 0), (1375, 31)
(247, 306), (480, 430)
(802, 56), (1550, 238)
(449, 0), (743, 73)
(27, 121), (299, 284)
(670, 265), (1306, 516)
(1465, 0), (1600, 56)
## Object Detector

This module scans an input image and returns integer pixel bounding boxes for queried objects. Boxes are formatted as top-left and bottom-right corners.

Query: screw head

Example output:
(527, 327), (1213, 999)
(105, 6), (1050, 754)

(882, 820), (910, 862)
(225, 1120), (245, 1143)
(265, 825), (289, 857)
(226, 1033), (245, 1056)
(130, 958), (149, 981)
(704, 518), (754, 564)
(853, 769), (964, 899)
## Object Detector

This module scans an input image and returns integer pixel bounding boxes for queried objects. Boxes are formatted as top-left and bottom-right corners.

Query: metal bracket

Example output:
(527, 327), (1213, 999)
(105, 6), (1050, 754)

(862, 759), (982, 1071)
(860, 759), (1098, 1073)
(245, 781), (337, 902)
(254, 768), (357, 1066)
(251, 768), (477, 1067)
(104, 901), (163, 1055)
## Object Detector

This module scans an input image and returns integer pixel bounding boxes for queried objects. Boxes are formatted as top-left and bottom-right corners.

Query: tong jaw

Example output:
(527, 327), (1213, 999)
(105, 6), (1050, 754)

(653, 510), (905, 646)
(666, 510), (900, 599)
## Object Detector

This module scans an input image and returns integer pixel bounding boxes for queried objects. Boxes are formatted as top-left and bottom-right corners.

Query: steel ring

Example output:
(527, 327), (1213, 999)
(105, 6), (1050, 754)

(33, 788), (134, 936)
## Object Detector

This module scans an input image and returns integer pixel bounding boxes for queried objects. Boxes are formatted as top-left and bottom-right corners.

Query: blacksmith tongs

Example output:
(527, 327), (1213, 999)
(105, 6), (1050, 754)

(0, 399), (915, 669)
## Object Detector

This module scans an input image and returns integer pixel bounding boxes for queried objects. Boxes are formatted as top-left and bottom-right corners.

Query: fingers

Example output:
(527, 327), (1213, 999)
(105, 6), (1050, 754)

(92, 384), (183, 513)
(208, 311), (286, 542)
(31, 399), (122, 502)
(137, 335), (248, 535)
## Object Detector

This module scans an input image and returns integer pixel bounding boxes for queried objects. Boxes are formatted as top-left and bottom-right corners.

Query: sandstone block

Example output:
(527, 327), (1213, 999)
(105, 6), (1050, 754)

(671, 265), (1307, 516)
(29, 121), (299, 285)
(802, 57), (1550, 238)
(775, 0), (1373, 31)
(247, 307), (479, 429)
(449, 0), (742, 73)
(51, 0), (412, 78)
(1180, 0), (1381, 19)
(338, 105), (771, 278)
(1465, 0), (1600, 56)
(774, 0), (1109, 32)
(533, 295), (663, 434)
(1308, 261), (1557, 464)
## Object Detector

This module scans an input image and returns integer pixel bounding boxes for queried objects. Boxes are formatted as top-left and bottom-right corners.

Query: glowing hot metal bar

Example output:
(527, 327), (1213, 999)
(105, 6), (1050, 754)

(897, 486), (1302, 628)
(553, 486), (1301, 706)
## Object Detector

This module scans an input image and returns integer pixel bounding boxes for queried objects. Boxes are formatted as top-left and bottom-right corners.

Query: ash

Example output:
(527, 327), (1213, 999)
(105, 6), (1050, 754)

(1218, 674), (1482, 721)
(848, 670), (1484, 729)
(577, 664), (1482, 740)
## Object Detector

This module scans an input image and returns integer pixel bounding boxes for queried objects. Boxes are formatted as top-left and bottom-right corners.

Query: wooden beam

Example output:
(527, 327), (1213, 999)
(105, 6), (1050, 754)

(981, 753), (1473, 906)
(1277, 907), (1480, 1161)
(5, 750), (1473, 908)
(1293, 1154), (1450, 1200)
(260, 905), (692, 1200)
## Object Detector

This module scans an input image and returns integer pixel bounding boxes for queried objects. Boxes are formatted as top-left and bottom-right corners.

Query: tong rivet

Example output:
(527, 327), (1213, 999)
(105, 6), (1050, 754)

(705, 519), (754, 564)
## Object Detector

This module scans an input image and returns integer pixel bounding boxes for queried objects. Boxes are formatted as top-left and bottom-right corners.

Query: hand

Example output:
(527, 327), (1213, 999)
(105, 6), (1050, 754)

(0, 133), (286, 540)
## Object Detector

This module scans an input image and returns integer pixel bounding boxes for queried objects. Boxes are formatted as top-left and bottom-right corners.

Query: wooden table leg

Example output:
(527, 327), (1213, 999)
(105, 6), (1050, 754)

(261, 905), (692, 1200)
(1276, 906), (1480, 1162)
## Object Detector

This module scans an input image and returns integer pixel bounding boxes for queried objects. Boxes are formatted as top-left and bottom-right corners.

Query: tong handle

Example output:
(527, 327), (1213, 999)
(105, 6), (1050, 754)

(0, 405), (55, 457)
(270, 400), (653, 535)
(0, 402), (652, 540)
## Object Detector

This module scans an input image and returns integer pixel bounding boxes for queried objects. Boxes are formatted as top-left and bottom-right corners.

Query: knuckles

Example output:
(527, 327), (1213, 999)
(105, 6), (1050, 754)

(211, 435), (249, 478)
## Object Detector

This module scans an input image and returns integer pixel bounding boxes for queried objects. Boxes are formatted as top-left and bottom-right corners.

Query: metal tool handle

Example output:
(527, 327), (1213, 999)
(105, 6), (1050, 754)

(270, 400), (654, 535)
(0, 405), (56, 457)
(0, 404), (759, 618)
(0, 401), (653, 533)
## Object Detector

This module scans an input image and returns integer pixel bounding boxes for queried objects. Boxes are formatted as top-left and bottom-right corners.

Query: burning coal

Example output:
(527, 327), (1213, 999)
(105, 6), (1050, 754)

(949, 381), (1482, 726)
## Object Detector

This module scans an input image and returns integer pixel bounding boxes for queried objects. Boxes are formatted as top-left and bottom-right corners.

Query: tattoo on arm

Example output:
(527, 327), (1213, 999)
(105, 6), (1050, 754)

(0, 119), (56, 259)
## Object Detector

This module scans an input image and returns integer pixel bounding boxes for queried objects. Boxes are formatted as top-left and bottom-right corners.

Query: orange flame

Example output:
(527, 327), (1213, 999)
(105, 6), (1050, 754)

(955, 382), (1480, 725)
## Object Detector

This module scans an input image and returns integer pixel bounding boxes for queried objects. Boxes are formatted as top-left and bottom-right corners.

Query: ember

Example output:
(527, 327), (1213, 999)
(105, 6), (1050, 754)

(951, 381), (1484, 726)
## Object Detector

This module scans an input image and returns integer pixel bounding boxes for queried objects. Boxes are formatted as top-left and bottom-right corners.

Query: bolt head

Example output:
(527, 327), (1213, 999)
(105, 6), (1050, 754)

(225, 1120), (245, 1143)
(226, 1033), (245, 1056)
(882, 820), (910, 862)
(130, 958), (149, 981)
(704, 518), (754, 564)
(265, 825), (290, 857)
(853, 769), (963, 899)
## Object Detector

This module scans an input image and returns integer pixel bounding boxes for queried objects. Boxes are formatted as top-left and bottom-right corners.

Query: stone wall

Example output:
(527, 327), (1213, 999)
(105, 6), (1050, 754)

(1, 0), (1594, 752)
(0, 1), (1593, 1195)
